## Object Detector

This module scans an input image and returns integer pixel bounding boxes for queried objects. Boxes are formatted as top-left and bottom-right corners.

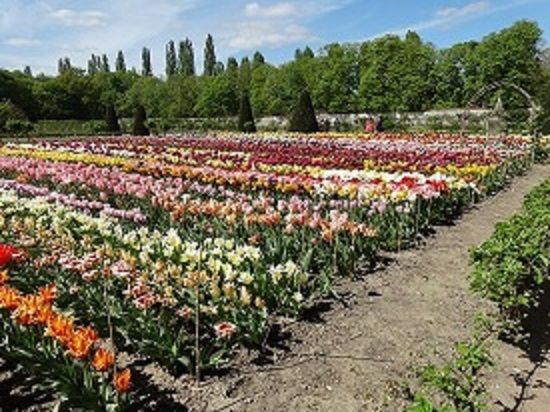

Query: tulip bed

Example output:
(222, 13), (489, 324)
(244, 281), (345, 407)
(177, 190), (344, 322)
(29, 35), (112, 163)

(0, 132), (532, 408)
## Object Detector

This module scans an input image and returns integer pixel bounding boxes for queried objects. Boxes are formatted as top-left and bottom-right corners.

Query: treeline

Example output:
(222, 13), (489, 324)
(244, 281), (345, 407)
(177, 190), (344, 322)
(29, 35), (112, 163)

(0, 20), (549, 132)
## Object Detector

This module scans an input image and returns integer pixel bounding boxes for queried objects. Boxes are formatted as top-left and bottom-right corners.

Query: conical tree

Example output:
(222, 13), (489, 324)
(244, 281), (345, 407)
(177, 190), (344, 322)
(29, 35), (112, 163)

(238, 92), (256, 133)
(288, 89), (318, 132)
(105, 104), (120, 133)
(132, 105), (149, 135)
(115, 50), (126, 72)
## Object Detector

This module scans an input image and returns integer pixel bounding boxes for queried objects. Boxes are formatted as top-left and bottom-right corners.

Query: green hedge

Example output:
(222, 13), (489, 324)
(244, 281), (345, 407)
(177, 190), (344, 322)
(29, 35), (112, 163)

(470, 179), (550, 324)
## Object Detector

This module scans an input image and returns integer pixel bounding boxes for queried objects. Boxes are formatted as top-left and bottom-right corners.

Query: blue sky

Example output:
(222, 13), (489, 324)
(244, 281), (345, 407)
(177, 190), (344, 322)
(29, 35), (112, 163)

(0, 0), (548, 75)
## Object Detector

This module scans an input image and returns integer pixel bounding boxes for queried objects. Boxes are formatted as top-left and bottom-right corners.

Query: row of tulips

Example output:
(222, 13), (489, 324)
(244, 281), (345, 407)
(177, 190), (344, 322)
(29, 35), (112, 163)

(0, 245), (131, 410)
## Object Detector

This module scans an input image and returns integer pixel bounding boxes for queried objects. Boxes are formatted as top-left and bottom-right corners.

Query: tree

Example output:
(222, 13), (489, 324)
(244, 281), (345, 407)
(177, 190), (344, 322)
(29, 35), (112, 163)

(142, 47), (152, 76)
(23, 66), (32, 77)
(58, 57), (71, 74)
(132, 105), (149, 135)
(166, 40), (177, 77)
(252, 52), (265, 70)
(227, 57), (239, 73)
(204, 34), (216, 76)
(115, 51), (126, 72)
(178, 38), (195, 76)
(105, 104), (120, 133)
(101, 54), (110, 73)
(289, 89), (318, 132)
(238, 91), (256, 132)
(213, 61), (225, 76)
(239, 57), (252, 92)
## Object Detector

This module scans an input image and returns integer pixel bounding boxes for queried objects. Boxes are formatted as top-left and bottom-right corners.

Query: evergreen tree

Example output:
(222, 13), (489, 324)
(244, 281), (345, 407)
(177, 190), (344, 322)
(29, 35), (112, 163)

(238, 92), (256, 133)
(142, 47), (152, 76)
(239, 57), (252, 91)
(87, 54), (98, 74)
(23, 66), (32, 77)
(58, 57), (71, 74)
(178, 38), (195, 76)
(303, 46), (315, 59)
(213, 61), (225, 75)
(115, 51), (126, 72)
(105, 104), (120, 133)
(252, 51), (265, 70)
(132, 105), (149, 135)
(203, 34), (216, 76)
(101, 54), (110, 72)
(227, 57), (239, 73)
(288, 89), (318, 132)
(165, 40), (177, 77)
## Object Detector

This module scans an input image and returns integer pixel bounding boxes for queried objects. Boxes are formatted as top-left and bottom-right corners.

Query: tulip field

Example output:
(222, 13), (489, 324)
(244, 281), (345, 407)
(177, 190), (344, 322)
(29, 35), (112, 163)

(0, 132), (533, 408)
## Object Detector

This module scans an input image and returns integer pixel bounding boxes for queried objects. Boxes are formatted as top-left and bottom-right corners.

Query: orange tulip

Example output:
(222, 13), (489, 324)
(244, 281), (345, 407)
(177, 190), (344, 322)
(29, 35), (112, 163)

(91, 348), (114, 372)
(78, 326), (99, 343)
(38, 284), (57, 304)
(0, 271), (9, 285)
(45, 314), (75, 345)
(67, 330), (94, 359)
(113, 368), (131, 393)
(0, 286), (21, 310)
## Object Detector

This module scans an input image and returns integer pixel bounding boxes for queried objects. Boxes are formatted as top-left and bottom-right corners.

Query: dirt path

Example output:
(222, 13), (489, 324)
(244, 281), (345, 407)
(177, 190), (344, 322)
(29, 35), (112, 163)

(184, 164), (549, 412)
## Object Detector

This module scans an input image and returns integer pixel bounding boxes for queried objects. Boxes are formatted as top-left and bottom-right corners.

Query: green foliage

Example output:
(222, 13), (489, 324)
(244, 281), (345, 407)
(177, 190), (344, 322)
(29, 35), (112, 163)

(470, 179), (550, 326)
(115, 51), (126, 73)
(132, 105), (149, 136)
(4, 119), (34, 136)
(238, 92), (256, 132)
(408, 335), (494, 412)
(105, 104), (120, 133)
(288, 89), (318, 132)
(165, 40), (177, 78)
(178, 38), (195, 76)
(203, 34), (216, 76)
(0, 21), (546, 130)
(141, 47), (152, 77)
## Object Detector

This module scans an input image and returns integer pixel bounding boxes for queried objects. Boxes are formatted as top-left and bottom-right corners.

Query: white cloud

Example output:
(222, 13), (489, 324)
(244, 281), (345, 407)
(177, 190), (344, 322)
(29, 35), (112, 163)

(229, 23), (312, 49)
(435, 1), (490, 19)
(3, 37), (39, 46)
(244, 2), (296, 18)
(48, 9), (108, 28)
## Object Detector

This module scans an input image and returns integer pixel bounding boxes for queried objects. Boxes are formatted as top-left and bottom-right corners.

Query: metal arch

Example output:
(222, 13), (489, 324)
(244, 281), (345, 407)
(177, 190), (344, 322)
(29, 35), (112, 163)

(467, 80), (538, 111)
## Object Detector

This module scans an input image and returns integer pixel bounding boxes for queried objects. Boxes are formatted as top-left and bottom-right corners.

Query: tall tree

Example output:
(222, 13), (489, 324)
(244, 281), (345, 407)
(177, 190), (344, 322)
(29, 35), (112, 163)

(58, 57), (71, 74)
(165, 40), (177, 78)
(239, 57), (252, 92)
(142, 47), (152, 77)
(252, 51), (266, 69)
(115, 50), (126, 72)
(101, 54), (110, 73)
(87, 54), (98, 75)
(203, 34), (216, 76)
(178, 38), (195, 76)
(23, 66), (32, 77)
(227, 57), (239, 73)
(289, 89), (318, 132)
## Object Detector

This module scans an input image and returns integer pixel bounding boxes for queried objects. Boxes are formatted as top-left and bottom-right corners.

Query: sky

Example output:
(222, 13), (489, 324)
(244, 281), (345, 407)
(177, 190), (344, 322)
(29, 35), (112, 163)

(0, 0), (549, 75)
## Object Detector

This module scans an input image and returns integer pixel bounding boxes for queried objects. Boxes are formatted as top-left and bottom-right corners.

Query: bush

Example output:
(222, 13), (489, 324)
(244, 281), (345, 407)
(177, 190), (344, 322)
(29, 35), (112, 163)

(470, 179), (550, 326)
(238, 93), (256, 133)
(4, 119), (34, 136)
(288, 90), (318, 133)
(132, 105), (149, 136)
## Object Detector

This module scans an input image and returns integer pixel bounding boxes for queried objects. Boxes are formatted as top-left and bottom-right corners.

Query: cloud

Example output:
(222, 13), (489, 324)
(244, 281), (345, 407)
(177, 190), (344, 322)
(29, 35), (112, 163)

(435, 1), (490, 19)
(229, 23), (312, 49)
(3, 37), (39, 47)
(227, 0), (349, 51)
(48, 9), (108, 28)
(244, 2), (296, 18)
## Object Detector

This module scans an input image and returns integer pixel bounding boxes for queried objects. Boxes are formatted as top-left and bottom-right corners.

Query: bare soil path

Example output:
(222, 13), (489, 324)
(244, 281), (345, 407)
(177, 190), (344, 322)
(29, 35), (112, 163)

(188, 164), (550, 412)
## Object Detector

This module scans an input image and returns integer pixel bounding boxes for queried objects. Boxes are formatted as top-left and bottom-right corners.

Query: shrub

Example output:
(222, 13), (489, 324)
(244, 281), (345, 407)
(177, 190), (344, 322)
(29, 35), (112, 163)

(470, 179), (550, 326)
(288, 90), (318, 133)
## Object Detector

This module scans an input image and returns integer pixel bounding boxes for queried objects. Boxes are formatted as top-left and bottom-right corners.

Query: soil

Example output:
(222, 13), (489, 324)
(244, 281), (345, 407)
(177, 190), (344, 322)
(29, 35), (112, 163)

(2, 164), (548, 411)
